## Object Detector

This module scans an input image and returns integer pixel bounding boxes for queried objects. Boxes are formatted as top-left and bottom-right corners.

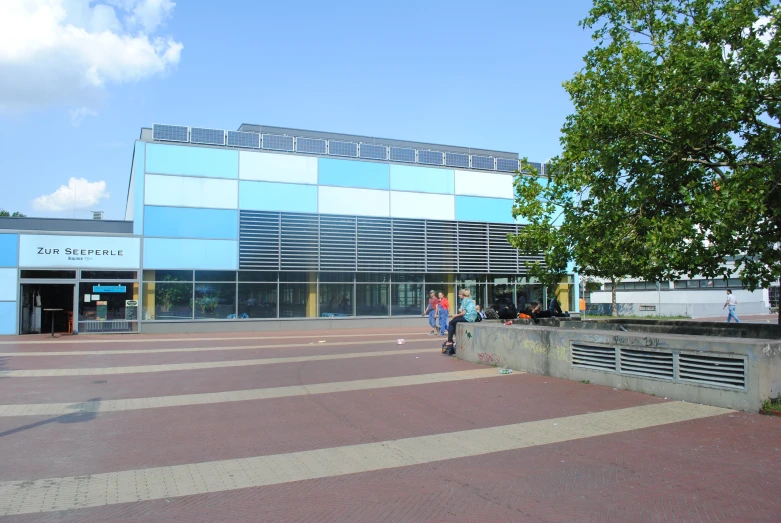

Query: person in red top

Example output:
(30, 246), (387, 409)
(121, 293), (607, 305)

(437, 292), (450, 336)
(423, 290), (439, 336)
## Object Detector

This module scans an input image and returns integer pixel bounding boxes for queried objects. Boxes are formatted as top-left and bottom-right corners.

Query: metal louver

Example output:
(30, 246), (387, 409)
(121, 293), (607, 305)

(239, 211), (279, 269)
(425, 221), (457, 272)
(572, 344), (617, 371)
(678, 353), (746, 389)
(488, 224), (518, 273)
(392, 219), (426, 272)
(280, 214), (318, 270)
(357, 217), (392, 272)
(619, 348), (673, 379)
(457, 222), (489, 272)
(319, 215), (356, 271)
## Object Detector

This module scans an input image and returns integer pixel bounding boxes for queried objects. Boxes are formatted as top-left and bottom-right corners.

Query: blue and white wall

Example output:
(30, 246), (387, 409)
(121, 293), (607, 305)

(135, 142), (523, 270)
(0, 234), (18, 335)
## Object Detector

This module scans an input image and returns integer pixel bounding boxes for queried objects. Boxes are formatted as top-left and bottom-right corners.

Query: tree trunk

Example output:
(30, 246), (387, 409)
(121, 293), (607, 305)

(611, 277), (618, 317)
(778, 275), (780, 326)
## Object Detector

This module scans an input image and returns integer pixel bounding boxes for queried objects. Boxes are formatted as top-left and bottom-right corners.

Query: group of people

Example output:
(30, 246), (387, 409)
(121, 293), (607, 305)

(423, 289), (485, 354)
(493, 295), (569, 321)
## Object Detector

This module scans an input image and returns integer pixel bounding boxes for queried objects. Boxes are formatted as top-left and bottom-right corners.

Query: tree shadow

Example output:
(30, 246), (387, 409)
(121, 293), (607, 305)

(0, 398), (101, 438)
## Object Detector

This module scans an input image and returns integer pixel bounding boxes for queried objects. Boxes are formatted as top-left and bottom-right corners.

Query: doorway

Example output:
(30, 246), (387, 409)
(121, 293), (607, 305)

(20, 284), (75, 335)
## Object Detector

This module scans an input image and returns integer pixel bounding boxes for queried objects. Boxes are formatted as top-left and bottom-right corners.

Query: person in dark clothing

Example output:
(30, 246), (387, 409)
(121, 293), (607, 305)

(496, 300), (517, 320)
(548, 296), (563, 315)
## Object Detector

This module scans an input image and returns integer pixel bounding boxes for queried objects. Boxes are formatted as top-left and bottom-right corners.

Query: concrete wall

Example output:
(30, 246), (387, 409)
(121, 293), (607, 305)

(455, 322), (781, 411)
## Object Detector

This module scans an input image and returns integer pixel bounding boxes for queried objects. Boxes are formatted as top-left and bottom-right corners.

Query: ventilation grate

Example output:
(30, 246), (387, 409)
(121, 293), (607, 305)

(457, 222), (489, 272)
(488, 224), (518, 273)
(619, 348), (673, 379)
(425, 220), (457, 272)
(357, 217), (392, 272)
(571, 344), (616, 371)
(678, 353), (746, 389)
(239, 211), (280, 269)
(319, 215), (356, 271)
(280, 214), (318, 270)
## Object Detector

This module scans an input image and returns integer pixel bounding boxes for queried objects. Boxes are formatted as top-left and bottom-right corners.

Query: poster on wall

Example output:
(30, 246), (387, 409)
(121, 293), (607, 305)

(18, 235), (141, 269)
(96, 301), (108, 321)
(125, 300), (138, 321)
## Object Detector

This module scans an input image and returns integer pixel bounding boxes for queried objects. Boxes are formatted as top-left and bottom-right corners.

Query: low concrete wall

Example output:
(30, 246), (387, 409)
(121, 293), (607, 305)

(139, 316), (429, 334)
(455, 322), (781, 412)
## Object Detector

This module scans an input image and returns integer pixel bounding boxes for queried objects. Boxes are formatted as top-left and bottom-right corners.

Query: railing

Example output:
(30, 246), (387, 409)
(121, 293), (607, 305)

(152, 124), (549, 176)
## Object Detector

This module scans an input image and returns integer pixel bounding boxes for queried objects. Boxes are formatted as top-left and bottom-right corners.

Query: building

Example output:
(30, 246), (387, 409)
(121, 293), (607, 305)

(0, 124), (577, 336)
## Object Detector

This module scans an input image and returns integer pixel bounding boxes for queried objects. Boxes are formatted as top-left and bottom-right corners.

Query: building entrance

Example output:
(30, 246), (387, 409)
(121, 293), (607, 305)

(20, 283), (75, 335)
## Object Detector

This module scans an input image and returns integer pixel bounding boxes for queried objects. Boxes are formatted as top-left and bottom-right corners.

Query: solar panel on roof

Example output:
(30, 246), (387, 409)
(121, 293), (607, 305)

(153, 124), (188, 142)
(262, 134), (294, 152)
(418, 150), (443, 166)
(445, 152), (469, 168)
(190, 127), (225, 146)
(471, 155), (495, 170)
(359, 143), (387, 160)
(296, 137), (327, 155)
(496, 158), (519, 173)
(390, 147), (415, 163)
(329, 140), (358, 157)
(227, 130), (260, 148)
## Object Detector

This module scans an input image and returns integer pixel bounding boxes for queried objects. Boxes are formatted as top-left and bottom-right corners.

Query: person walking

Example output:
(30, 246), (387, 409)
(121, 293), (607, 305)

(723, 289), (740, 323)
(423, 290), (440, 336)
(437, 292), (449, 336)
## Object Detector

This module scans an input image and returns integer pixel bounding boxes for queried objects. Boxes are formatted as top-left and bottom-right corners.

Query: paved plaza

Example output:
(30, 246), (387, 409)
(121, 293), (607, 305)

(0, 328), (779, 522)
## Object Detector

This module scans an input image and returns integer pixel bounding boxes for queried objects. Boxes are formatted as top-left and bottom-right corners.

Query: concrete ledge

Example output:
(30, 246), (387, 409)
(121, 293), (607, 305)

(139, 316), (428, 334)
(456, 322), (781, 412)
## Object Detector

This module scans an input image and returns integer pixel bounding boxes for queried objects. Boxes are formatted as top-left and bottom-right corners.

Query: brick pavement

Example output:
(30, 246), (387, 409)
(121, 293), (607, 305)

(0, 327), (778, 522)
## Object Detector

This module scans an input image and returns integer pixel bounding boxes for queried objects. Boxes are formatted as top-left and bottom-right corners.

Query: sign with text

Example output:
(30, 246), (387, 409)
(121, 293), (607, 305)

(96, 301), (108, 321)
(125, 300), (138, 321)
(19, 235), (140, 269)
(93, 285), (126, 293)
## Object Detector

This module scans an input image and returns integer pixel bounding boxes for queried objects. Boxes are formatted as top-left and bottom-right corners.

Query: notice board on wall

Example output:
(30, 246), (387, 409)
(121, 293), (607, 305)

(125, 300), (138, 321)
(96, 301), (108, 321)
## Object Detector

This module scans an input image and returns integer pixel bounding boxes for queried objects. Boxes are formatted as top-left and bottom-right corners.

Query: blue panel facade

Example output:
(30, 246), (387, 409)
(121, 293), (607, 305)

(146, 143), (238, 178)
(143, 238), (238, 270)
(318, 158), (389, 190)
(239, 181), (318, 213)
(0, 302), (16, 335)
(0, 234), (18, 267)
(455, 195), (515, 224)
(390, 165), (454, 194)
(133, 142), (145, 235)
(144, 206), (238, 239)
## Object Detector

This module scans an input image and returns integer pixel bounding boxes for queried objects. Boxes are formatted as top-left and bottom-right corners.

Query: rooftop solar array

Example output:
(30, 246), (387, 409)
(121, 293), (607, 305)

(151, 124), (547, 175)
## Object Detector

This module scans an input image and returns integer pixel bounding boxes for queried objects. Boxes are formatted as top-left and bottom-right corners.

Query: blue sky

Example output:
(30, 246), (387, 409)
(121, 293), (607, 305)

(0, 0), (595, 219)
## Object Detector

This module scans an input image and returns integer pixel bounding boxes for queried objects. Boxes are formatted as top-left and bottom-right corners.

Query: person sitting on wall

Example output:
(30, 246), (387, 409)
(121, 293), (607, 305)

(475, 304), (486, 320)
(547, 294), (569, 318)
(495, 298), (517, 320)
(443, 289), (477, 353)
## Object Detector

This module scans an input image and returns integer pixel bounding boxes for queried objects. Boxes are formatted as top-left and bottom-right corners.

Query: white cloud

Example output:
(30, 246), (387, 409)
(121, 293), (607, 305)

(68, 106), (97, 126)
(0, 0), (182, 112)
(33, 178), (110, 212)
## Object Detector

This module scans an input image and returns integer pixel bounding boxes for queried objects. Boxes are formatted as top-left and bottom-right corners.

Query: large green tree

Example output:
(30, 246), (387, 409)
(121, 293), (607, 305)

(0, 209), (25, 217)
(511, 0), (781, 322)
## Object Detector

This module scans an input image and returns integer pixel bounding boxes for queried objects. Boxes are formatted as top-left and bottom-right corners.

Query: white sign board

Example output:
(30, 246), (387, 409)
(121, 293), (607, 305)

(19, 235), (141, 269)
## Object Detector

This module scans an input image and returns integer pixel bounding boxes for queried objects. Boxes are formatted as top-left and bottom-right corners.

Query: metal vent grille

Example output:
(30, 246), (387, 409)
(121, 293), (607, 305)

(488, 224), (518, 273)
(390, 147), (416, 163)
(329, 140), (358, 157)
(445, 152), (469, 168)
(262, 134), (294, 152)
(296, 137), (327, 155)
(319, 215), (356, 271)
(190, 127), (225, 146)
(496, 158), (519, 173)
(227, 131), (260, 148)
(619, 348), (673, 379)
(471, 155), (495, 170)
(153, 124), (188, 142)
(280, 214), (318, 270)
(239, 211), (280, 269)
(357, 217), (392, 272)
(572, 344), (617, 371)
(457, 222), (489, 272)
(425, 221), (457, 272)
(678, 353), (746, 389)
(418, 150), (444, 166)
(392, 219), (426, 272)
(359, 144), (387, 161)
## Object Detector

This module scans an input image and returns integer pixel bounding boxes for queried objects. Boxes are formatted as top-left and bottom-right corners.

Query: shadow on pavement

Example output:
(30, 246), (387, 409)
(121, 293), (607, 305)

(0, 398), (101, 438)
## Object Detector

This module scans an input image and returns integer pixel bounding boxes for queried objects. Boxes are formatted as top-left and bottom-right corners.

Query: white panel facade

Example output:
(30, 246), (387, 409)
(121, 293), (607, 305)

(318, 187), (390, 217)
(454, 170), (514, 198)
(390, 191), (455, 221)
(239, 151), (318, 184)
(145, 174), (238, 209)
(18, 235), (141, 269)
(0, 268), (17, 301)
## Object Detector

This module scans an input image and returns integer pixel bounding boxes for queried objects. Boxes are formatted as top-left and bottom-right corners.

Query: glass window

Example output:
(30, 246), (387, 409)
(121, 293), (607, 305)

(142, 282), (193, 320)
(81, 271), (137, 280)
(674, 280), (686, 289)
(713, 279), (727, 288)
(78, 282), (138, 321)
(425, 273), (451, 283)
(700, 280), (714, 288)
(356, 284), (389, 316)
(603, 283), (613, 290)
(391, 284), (423, 315)
(238, 283), (277, 318)
(143, 270), (192, 282)
(393, 273), (424, 283)
(516, 285), (542, 310)
(20, 270), (76, 279)
(279, 272), (311, 282)
(195, 271), (236, 282)
(687, 280), (700, 288)
(319, 283), (354, 316)
(239, 271), (278, 282)
(728, 279), (742, 288)
(193, 283), (236, 319)
(357, 273), (389, 282)
(488, 284), (514, 308)
(319, 272), (355, 282)
(279, 283), (312, 318)
(486, 275), (513, 284)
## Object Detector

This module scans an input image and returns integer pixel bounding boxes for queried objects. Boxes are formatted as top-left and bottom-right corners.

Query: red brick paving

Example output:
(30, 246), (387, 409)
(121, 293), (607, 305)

(0, 328), (779, 522)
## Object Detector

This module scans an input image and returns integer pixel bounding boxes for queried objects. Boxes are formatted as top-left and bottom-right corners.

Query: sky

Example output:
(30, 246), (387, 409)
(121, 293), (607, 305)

(0, 0), (595, 220)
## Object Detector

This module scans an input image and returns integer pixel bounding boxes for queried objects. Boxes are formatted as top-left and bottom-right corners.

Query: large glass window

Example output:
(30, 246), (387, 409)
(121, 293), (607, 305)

(195, 270), (236, 282)
(239, 271), (278, 282)
(320, 272), (354, 282)
(356, 284), (389, 316)
(238, 283), (277, 318)
(357, 273), (389, 283)
(391, 284), (423, 315)
(279, 283), (312, 318)
(81, 271), (137, 280)
(488, 284), (514, 309)
(516, 284), (543, 311)
(319, 283), (353, 316)
(143, 270), (192, 282)
(78, 282), (138, 321)
(20, 270), (76, 279)
(393, 273), (424, 282)
(142, 282), (193, 320)
(194, 283), (236, 319)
